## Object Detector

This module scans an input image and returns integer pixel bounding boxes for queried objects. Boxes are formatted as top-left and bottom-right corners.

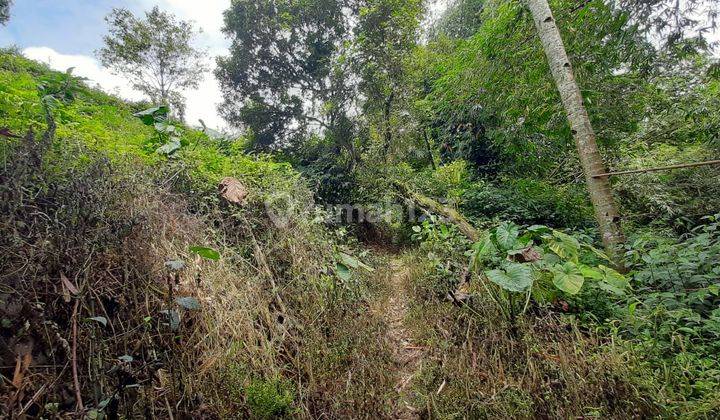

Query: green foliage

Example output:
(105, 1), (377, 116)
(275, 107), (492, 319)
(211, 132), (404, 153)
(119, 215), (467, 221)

(429, 0), (486, 39)
(612, 0), (719, 51)
(610, 214), (720, 416)
(37, 67), (87, 107)
(189, 246), (221, 261)
(410, 215), (474, 296)
(245, 378), (295, 419)
(0, 50), (297, 197)
(216, 0), (356, 150)
(468, 222), (627, 320)
(0, 0), (10, 25)
(461, 178), (595, 228)
(133, 105), (186, 155)
(408, 0), (651, 178)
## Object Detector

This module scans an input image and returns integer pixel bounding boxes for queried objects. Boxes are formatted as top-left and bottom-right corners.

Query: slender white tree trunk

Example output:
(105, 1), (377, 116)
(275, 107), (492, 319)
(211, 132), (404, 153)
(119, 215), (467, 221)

(526, 0), (625, 265)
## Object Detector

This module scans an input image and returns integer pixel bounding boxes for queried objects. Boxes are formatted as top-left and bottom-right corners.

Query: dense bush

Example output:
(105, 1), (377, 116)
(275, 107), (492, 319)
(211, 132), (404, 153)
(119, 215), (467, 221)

(613, 215), (720, 416)
(0, 52), (397, 418)
(461, 178), (595, 228)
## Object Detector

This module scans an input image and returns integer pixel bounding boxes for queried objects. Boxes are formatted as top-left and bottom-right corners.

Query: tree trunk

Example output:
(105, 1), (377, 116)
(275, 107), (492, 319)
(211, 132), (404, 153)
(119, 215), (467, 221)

(393, 181), (480, 242)
(382, 92), (395, 160)
(423, 127), (437, 170)
(526, 0), (625, 267)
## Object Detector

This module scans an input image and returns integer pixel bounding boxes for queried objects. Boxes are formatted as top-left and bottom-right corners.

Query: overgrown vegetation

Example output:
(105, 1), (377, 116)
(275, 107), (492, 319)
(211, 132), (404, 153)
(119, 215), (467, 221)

(2, 0), (720, 417)
(0, 51), (395, 418)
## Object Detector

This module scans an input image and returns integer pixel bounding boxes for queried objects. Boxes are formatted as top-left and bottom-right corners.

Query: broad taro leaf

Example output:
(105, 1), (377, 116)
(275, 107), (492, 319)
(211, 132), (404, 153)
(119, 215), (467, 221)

(597, 265), (628, 295)
(339, 252), (374, 272)
(552, 262), (585, 295)
(176, 296), (201, 310)
(579, 265), (604, 280)
(133, 106), (169, 125)
(154, 122), (177, 134)
(157, 137), (181, 155)
(336, 263), (351, 281)
(548, 231), (581, 262)
(472, 234), (498, 268)
(495, 222), (520, 251)
(189, 246), (221, 261)
(339, 252), (359, 268)
(485, 263), (534, 293)
(527, 225), (552, 235)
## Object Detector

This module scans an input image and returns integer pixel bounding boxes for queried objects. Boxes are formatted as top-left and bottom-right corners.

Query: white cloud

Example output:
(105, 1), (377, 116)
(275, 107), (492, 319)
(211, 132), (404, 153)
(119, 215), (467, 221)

(23, 46), (144, 101)
(22, 46), (227, 129)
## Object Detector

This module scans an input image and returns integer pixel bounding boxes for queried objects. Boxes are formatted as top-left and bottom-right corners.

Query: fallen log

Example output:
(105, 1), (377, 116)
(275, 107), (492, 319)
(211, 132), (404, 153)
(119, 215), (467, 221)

(393, 181), (481, 242)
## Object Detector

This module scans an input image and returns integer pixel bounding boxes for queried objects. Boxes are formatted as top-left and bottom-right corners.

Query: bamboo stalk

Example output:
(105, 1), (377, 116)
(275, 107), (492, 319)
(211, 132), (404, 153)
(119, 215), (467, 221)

(592, 160), (720, 178)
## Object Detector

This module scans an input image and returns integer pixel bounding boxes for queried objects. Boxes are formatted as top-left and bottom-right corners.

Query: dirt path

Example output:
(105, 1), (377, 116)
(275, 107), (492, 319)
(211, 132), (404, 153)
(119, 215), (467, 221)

(383, 258), (423, 419)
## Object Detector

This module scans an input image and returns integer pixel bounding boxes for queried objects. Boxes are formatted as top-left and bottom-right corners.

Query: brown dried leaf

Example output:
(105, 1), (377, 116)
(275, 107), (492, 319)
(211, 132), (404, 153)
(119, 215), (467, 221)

(11, 353), (32, 388)
(522, 246), (542, 262)
(515, 246), (542, 263)
(219, 177), (248, 206)
(60, 273), (79, 302)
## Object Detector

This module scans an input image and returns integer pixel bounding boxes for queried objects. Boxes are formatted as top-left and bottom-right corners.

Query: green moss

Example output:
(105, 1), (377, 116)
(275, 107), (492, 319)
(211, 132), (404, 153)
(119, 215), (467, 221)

(245, 378), (295, 419)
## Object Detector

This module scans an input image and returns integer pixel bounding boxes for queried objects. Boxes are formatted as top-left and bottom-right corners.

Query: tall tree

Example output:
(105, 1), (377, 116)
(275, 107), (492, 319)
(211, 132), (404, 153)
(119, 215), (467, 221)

(0, 0), (11, 25)
(526, 0), (625, 264)
(353, 0), (423, 159)
(97, 7), (207, 120)
(429, 0), (486, 39)
(216, 0), (358, 151)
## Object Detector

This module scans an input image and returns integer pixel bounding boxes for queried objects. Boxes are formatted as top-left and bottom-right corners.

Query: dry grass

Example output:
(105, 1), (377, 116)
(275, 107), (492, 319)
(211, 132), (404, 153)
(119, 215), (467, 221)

(0, 136), (396, 418)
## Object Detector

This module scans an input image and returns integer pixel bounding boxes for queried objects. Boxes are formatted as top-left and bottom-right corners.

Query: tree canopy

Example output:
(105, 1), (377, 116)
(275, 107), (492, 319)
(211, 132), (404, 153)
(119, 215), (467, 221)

(0, 0), (12, 25)
(97, 6), (207, 119)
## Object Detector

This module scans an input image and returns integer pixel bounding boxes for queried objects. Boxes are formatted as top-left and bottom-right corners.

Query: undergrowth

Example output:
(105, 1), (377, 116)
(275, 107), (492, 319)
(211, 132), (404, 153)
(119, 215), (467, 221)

(0, 50), (396, 418)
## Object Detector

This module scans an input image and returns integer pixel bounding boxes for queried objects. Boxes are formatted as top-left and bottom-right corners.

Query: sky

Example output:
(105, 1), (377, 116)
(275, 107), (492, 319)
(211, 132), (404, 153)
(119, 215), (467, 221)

(0, 0), (449, 130)
(0, 0), (231, 129)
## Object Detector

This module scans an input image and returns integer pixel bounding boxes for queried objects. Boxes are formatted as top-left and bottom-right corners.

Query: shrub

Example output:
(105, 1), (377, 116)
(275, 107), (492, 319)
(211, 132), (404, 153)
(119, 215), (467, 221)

(612, 215), (720, 416)
(0, 51), (396, 418)
(245, 378), (295, 419)
(461, 178), (594, 228)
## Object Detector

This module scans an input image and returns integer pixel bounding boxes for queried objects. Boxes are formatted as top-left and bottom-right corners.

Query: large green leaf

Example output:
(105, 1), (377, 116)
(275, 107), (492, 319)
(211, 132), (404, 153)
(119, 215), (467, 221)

(338, 252), (374, 272)
(154, 122), (177, 134)
(485, 263), (533, 293)
(176, 296), (201, 310)
(597, 265), (628, 295)
(336, 263), (351, 281)
(548, 231), (581, 262)
(551, 262), (585, 295)
(157, 137), (181, 155)
(133, 106), (168, 125)
(189, 246), (220, 261)
(471, 234), (498, 269)
(495, 222), (520, 251)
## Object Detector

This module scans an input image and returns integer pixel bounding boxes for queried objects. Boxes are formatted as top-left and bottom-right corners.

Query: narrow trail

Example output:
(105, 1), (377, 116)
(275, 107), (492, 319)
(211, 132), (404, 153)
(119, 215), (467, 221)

(383, 258), (423, 419)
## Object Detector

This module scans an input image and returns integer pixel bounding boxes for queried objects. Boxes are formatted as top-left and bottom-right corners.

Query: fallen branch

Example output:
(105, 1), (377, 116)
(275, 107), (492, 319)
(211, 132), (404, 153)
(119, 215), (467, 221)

(592, 159), (720, 178)
(0, 127), (23, 139)
(392, 181), (480, 242)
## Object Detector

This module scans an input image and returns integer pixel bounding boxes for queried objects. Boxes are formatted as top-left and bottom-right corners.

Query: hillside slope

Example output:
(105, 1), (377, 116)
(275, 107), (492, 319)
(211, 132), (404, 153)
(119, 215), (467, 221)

(0, 50), (398, 418)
